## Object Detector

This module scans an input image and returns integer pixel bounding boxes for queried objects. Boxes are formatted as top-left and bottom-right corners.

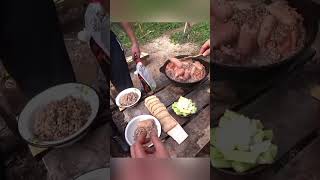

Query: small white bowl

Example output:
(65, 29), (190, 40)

(115, 88), (141, 108)
(125, 115), (161, 146)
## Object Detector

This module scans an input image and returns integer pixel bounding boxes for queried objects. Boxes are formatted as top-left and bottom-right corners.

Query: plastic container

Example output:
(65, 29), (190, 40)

(134, 62), (156, 93)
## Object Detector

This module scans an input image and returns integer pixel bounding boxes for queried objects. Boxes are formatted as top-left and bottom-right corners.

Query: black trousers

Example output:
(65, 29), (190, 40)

(0, 0), (75, 99)
(110, 31), (133, 92)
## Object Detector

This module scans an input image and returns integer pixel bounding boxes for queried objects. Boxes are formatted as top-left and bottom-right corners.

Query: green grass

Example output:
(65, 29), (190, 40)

(111, 22), (184, 50)
(170, 22), (210, 46)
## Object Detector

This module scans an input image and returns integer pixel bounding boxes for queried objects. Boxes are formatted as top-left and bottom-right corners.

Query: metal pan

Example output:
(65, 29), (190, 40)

(159, 55), (210, 87)
(212, 0), (319, 81)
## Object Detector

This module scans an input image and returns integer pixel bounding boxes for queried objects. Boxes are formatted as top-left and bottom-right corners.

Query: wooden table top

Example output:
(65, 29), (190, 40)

(112, 73), (211, 157)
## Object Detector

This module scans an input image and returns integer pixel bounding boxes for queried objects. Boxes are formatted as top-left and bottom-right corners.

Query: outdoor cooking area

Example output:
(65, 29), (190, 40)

(2, 0), (320, 179)
(110, 22), (210, 158)
(0, 1), (210, 177)
(211, 0), (320, 179)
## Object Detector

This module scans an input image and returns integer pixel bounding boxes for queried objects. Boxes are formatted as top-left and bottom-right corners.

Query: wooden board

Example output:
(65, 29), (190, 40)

(167, 80), (210, 126)
(212, 71), (320, 180)
(165, 106), (210, 157)
(239, 86), (320, 161)
(126, 52), (149, 64)
(43, 124), (110, 180)
(272, 136), (320, 180)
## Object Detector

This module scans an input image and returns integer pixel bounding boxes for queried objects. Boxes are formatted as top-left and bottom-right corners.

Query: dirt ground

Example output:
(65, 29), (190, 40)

(130, 34), (201, 89)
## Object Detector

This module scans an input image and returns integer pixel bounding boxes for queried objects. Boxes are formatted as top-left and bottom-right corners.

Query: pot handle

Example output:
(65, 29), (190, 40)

(159, 63), (166, 74)
(288, 47), (316, 73)
(196, 55), (210, 64)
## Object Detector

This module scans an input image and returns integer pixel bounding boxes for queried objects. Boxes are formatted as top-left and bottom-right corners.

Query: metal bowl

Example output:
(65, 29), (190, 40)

(18, 83), (100, 148)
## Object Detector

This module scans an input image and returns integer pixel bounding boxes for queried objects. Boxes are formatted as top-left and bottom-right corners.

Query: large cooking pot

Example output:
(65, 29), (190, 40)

(212, 0), (319, 81)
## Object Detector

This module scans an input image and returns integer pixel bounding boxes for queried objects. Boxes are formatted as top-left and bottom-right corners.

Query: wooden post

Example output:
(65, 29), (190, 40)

(183, 22), (191, 34)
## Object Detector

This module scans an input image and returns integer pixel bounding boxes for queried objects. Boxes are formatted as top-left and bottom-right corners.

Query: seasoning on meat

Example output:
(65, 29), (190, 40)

(213, 0), (305, 66)
(212, 0), (234, 22)
(33, 96), (91, 141)
(237, 23), (258, 57)
(120, 92), (139, 106)
(213, 21), (240, 48)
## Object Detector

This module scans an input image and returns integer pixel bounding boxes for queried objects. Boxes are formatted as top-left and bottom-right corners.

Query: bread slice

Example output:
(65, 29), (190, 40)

(153, 106), (167, 116)
(145, 96), (157, 104)
(156, 110), (170, 120)
(147, 100), (160, 110)
(161, 116), (178, 132)
(151, 103), (165, 114)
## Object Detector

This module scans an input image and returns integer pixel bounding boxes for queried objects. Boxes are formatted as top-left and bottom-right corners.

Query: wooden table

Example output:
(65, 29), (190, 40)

(211, 63), (320, 179)
(112, 70), (211, 157)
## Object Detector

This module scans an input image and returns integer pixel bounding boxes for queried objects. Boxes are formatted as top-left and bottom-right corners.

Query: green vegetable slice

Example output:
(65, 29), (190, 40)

(231, 162), (256, 173)
(253, 130), (264, 144)
(223, 150), (260, 164)
(212, 158), (233, 168)
(263, 130), (274, 140)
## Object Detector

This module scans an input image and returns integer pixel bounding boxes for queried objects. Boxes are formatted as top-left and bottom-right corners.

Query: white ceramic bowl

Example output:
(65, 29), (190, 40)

(18, 83), (100, 148)
(125, 115), (161, 146)
(115, 88), (141, 108)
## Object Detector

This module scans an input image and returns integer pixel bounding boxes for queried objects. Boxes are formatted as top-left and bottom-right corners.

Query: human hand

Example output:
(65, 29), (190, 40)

(130, 130), (170, 159)
(131, 42), (141, 61)
(199, 40), (210, 57)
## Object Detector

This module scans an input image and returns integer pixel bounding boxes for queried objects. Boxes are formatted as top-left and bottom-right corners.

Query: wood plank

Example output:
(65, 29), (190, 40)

(165, 106), (210, 157)
(272, 137), (320, 180)
(212, 79), (273, 125)
(43, 124), (110, 180)
(212, 73), (320, 180)
(161, 80), (210, 140)
(0, 126), (23, 157)
(126, 52), (149, 64)
(212, 167), (274, 180)
(168, 80), (210, 126)
(238, 86), (320, 159)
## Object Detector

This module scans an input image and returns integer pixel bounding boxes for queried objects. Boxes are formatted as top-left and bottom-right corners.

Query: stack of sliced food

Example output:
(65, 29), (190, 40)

(211, 110), (278, 173)
(172, 96), (197, 117)
(145, 96), (188, 144)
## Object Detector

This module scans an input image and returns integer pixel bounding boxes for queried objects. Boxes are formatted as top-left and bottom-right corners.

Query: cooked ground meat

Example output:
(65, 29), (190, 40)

(33, 96), (91, 141)
(119, 92), (139, 106)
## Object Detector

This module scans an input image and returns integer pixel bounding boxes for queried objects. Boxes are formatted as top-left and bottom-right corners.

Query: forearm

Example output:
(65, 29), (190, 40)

(120, 22), (138, 45)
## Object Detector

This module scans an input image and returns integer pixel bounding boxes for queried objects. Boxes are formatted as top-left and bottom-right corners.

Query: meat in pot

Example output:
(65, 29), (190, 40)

(212, 0), (306, 66)
(165, 58), (206, 83)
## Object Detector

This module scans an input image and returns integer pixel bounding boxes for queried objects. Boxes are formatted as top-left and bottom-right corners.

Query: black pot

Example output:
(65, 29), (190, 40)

(160, 55), (210, 87)
(212, 0), (319, 81)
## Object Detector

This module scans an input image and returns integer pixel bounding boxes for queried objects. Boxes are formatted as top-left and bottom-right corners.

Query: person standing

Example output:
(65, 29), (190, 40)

(81, 1), (142, 92)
